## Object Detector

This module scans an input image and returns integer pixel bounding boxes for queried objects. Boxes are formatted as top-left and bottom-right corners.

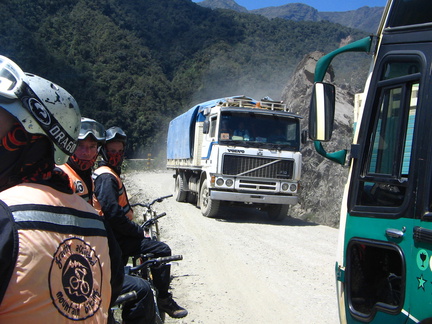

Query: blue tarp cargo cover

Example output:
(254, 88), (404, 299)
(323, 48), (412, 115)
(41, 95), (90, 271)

(166, 97), (254, 160)
(166, 98), (222, 160)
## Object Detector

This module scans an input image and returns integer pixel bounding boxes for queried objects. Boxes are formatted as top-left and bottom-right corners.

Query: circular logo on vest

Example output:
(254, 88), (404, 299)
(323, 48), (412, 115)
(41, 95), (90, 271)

(49, 237), (103, 320)
(75, 180), (85, 194)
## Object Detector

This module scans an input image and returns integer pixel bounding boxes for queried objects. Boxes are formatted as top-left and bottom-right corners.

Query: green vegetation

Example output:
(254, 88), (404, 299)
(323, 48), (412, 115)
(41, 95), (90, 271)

(0, 0), (366, 159)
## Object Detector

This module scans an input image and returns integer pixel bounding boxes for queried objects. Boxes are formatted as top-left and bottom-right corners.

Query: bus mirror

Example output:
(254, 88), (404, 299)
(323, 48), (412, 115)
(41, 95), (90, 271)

(309, 82), (336, 141)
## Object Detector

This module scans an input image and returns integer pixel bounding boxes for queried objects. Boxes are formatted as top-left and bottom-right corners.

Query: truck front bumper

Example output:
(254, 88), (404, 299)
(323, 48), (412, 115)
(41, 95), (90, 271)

(210, 190), (298, 205)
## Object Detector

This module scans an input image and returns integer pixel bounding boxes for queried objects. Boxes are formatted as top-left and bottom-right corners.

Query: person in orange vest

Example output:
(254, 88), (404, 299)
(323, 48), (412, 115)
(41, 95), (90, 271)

(93, 127), (188, 319)
(57, 117), (106, 204)
(0, 55), (123, 323)
(60, 120), (156, 324)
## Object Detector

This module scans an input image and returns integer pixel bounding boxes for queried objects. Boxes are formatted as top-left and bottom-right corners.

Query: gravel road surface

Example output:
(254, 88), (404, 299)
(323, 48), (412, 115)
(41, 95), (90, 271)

(124, 170), (339, 324)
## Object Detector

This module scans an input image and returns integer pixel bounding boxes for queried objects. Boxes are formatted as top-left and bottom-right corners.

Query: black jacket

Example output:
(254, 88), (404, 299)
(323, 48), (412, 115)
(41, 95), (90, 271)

(93, 163), (144, 246)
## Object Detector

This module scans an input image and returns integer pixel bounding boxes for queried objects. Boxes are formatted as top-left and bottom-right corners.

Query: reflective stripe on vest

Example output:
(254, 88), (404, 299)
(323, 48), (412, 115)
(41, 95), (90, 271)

(93, 166), (134, 220)
(0, 184), (111, 323)
(11, 205), (106, 236)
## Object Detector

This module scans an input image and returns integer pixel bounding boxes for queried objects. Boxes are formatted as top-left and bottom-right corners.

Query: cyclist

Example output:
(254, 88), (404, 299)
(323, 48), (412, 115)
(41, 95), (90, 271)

(93, 126), (188, 319)
(59, 119), (156, 324)
(57, 117), (106, 204)
(0, 55), (123, 322)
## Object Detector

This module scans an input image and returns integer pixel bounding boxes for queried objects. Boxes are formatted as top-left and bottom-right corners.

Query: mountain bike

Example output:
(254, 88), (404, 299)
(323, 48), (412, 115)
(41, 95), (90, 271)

(110, 254), (183, 324)
(131, 194), (173, 241)
(131, 254), (183, 323)
(129, 194), (182, 322)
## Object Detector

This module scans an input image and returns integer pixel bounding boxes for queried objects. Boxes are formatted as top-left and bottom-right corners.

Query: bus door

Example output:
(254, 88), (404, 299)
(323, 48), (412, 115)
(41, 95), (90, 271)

(343, 48), (432, 323)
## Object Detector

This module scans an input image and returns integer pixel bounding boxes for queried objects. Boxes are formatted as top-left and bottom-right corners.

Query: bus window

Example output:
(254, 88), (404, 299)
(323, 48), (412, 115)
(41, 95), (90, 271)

(402, 84), (417, 175)
(387, 0), (432, 28)
(356, 61), (419, 208)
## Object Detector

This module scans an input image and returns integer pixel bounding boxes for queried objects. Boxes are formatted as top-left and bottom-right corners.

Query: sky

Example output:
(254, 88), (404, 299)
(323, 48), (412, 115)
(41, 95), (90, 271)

(193, 0), (388, 12)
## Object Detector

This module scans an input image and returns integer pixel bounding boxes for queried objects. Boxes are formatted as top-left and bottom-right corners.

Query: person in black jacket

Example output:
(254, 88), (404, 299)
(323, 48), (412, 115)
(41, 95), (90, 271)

(0, 55), (123, 322)
(93, 127), (188, 319)
(60, 120), (156, 324)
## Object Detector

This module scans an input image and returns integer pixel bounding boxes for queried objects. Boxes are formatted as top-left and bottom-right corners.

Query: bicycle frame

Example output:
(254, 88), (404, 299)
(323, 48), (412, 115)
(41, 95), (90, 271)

(131, 195), (173, 241)
(111, 254), (182, 324)
(130, 254), (183, 324)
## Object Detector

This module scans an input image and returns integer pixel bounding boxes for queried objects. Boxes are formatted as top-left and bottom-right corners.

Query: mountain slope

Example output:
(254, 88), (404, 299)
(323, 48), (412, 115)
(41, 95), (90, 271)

(319, 6), (384, 33)
(252, 3), (319, 21)
(1, 0), (366, 158)
(197, 0), (248, 12)
(196, 0), (384, 33)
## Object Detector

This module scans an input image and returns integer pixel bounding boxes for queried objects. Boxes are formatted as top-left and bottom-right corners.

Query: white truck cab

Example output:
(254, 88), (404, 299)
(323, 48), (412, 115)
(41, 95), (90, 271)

(167, 96), (303, 220)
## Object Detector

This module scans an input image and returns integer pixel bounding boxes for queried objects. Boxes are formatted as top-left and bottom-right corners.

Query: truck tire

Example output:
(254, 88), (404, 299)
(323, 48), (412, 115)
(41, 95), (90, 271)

(200, 181), (220, 218)
(174, 174), (187, 202)
(267, 204), (289, 221)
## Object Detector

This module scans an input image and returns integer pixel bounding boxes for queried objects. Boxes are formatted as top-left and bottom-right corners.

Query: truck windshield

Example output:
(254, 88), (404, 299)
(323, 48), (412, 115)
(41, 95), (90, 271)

(218, 111), (300, 150)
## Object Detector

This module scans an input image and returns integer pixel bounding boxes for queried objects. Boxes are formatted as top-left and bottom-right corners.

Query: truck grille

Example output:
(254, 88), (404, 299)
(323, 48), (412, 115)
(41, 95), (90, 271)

(222, 155), (294, 179)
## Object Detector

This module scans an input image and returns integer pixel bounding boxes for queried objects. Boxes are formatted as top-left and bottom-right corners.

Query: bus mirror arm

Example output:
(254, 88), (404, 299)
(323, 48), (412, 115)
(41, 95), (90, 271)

(314, 141), (347, 165)
(308, 36), (373, 166)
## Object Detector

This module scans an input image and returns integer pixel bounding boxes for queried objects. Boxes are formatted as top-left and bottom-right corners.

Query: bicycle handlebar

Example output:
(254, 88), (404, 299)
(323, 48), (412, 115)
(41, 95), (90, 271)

(131, 194), (173, 209)
(142, 212), (166, 228)
(125, 255), (183, 275)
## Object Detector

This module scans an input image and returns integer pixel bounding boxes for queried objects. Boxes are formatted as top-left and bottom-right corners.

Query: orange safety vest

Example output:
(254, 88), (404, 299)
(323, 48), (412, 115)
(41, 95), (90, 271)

(93, 165), (134, 221)
(0, 183), (112, 323)
(58, 163), (92, 204)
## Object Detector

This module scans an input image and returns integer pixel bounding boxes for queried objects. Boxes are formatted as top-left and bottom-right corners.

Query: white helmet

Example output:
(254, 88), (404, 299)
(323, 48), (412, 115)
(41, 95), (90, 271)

(79, 117), (106, 144)
(0, 55), (81, 164)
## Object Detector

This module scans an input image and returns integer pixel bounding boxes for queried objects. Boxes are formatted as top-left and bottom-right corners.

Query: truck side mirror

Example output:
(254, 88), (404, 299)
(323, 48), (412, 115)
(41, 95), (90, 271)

(309, 82), (335, 141)
(301, 130), (308, 145)
(203, 120), (210, 134)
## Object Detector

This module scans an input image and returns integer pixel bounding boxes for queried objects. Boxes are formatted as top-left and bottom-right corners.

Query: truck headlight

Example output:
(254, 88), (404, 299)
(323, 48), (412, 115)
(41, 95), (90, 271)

(226, 179), (234, 187)
(281, 183), (289, 191)
(216, 178), (224, 186)
(290, 184), (297, 192)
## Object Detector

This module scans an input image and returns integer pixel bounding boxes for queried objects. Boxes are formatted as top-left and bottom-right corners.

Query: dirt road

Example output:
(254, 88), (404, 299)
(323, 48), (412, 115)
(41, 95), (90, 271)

(124, 170), (339, 324)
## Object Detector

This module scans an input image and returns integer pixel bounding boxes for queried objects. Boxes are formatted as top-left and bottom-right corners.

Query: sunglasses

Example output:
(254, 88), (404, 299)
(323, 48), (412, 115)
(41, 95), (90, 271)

(0, 55), (77, 156)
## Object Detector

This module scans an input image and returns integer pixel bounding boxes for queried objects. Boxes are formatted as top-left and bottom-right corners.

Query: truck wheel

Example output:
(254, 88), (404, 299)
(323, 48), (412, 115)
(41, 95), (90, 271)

(200, 181), (220, 218)
(174, 174), (187, 202)
(267, 204), (289, 221)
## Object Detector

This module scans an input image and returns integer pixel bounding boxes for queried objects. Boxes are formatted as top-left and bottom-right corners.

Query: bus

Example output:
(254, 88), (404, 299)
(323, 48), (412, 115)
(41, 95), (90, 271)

(308, 0), (432, 323)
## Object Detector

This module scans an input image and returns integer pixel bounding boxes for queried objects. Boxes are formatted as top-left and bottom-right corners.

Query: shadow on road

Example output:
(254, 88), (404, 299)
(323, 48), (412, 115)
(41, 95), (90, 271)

(213, 205), (319, 227)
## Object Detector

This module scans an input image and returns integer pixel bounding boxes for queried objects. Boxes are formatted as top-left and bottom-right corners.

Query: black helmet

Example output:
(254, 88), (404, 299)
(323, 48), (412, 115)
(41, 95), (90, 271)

(106, 126), (126, 143)
(100, 126), (126, 169)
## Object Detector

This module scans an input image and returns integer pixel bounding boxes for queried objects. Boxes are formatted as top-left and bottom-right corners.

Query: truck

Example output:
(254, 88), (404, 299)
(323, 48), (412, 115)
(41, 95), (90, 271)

(309, 0), (432, 322)
(166, 95), (303, 220)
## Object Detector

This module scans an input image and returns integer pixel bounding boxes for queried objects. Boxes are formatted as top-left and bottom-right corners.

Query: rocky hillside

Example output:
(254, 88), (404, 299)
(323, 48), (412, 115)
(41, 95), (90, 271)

(197, 0), (384, 33)
(281, 52), (355, 227)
